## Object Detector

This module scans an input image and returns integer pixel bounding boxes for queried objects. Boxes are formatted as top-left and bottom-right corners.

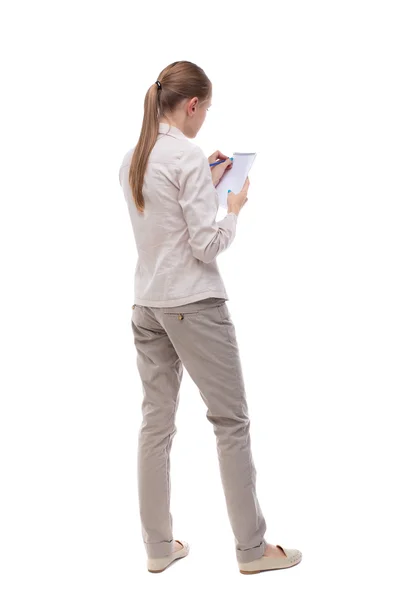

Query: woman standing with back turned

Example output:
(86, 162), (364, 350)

(118, 60), (302, 575)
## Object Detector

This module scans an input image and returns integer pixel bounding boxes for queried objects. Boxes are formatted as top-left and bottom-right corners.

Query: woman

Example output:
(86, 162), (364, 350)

(118, 60), (302, 575)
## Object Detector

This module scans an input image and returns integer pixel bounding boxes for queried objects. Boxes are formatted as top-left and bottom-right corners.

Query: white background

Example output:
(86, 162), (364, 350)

(1, 0), (399, 598)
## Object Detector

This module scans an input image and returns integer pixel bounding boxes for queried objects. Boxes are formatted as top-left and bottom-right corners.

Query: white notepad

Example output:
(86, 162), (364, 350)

(216, 152), (257, 208)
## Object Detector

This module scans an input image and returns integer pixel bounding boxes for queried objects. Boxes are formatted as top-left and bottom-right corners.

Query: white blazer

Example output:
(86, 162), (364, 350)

(119, 122), (238, 308)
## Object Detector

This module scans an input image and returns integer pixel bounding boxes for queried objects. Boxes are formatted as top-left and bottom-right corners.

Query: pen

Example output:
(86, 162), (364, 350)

(209, 157), (234, 167)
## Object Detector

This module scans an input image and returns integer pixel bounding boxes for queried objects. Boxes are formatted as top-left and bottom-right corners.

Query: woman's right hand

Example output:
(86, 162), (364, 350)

(227, 177), (250, 215)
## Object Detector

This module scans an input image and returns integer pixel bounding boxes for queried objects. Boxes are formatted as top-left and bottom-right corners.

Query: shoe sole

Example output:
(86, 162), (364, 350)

(239, 550), (302, 574)
(147, 542), (189, 573)
(148, 555), (187, 573)
(240, 560), (301, 574)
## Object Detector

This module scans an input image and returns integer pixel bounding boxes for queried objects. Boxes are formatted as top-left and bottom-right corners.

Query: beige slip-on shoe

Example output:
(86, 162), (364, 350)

(147, 540), (190, 573)
(238, 544), (302, 574)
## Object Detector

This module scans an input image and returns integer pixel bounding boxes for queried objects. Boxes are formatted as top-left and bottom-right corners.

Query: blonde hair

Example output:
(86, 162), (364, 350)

(128, 61), (212, 212)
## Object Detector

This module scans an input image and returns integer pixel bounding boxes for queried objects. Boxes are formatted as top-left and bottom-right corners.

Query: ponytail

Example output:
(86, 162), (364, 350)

(128, 61), (211, 213)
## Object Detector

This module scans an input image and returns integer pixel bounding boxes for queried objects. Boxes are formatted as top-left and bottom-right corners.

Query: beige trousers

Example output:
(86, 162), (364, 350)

(130, 296), (267, 562)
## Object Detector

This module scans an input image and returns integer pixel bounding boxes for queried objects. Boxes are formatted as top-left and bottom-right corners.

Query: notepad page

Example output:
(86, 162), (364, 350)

(216, 152), (257, 208)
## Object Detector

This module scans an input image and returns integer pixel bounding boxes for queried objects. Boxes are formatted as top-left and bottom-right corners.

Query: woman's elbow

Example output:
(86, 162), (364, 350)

(191, 242), (218, 263)
(192, 248), (215, 263)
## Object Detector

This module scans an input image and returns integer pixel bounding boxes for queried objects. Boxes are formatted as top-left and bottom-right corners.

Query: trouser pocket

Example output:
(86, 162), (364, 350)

(163, 297), (226, 317)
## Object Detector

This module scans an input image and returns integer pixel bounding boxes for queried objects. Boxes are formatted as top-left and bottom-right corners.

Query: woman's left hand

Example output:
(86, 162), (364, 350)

(208, 150), (233, 187)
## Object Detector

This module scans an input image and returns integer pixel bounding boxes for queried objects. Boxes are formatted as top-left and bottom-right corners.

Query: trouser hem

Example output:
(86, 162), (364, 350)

(236, 539), (267, 563)
(145, 539), (174, 558)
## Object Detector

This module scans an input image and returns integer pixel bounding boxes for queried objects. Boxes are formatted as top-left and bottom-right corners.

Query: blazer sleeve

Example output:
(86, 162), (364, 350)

(177, 144), (238, 263)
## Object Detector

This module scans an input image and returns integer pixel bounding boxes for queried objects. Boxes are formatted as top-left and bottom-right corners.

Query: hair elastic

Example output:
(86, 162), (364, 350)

(155, 80), (162, 90)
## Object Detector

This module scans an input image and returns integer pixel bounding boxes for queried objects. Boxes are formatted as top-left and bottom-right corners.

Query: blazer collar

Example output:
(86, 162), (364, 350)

(158, 122), (188, 140)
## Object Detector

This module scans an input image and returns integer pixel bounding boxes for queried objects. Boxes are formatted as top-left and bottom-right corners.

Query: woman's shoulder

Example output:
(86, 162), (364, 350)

(177, 141), (208, 167)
